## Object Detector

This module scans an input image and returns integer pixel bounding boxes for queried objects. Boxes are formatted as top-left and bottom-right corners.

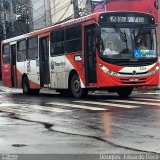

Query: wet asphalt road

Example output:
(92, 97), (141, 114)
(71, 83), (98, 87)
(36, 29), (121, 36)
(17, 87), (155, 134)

(0, 84), (160, 154)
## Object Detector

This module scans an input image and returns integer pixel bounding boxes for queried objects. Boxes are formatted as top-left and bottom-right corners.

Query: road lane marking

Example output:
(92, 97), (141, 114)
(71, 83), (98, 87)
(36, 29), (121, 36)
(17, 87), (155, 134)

(105, 99), (160, 107)
(141, 92), (160, 95)
(0, 108), (25, 114)
(133, 98), (160, 102)
(74, 101), (139, 109)
(0, 103), (71, 113)
(0, 103), (20, 107)
(47, 102), (108, 111)
(31, 105), (71, 113)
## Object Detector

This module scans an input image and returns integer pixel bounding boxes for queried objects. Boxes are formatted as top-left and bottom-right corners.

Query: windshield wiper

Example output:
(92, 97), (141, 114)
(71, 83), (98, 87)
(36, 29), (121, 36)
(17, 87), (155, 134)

(113, 25), (128, 50)
(113, 26), (127, 42)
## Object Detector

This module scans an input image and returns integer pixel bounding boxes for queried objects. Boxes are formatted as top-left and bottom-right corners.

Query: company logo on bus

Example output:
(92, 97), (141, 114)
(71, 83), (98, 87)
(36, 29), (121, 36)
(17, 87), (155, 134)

(132, 70), (137, 75)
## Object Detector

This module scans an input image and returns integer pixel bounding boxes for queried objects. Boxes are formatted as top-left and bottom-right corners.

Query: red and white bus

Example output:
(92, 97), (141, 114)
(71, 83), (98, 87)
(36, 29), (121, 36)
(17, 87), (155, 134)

(1, 11), (159, 98)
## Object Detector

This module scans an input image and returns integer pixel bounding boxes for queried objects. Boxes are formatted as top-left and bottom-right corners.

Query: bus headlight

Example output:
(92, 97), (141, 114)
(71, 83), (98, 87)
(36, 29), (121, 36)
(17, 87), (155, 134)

(99, 64), (118, 76)
(147, 66), (160, 76)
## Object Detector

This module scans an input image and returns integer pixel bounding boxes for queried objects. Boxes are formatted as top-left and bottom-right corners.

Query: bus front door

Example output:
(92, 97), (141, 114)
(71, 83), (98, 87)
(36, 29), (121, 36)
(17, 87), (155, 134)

(84, 25), (97, 86)
(39, 36), (50, 87)
(10, 44), (17, 87)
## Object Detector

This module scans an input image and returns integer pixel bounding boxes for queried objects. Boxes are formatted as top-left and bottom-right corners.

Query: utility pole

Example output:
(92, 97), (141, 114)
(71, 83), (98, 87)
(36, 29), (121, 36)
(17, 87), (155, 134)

(53, 0), (56, 24)
(73, 0), (80, 18)
(86, 0), (92, 14)
(27, 0), (33, 31)
(10, 0), (15, 36)
(0, 0), (6, 39)
(44, 0), (51, 27)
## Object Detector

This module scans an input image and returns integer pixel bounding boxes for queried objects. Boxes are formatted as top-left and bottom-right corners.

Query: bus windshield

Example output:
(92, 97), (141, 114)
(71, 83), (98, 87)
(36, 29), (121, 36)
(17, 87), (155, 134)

(100, 26), (157, 59)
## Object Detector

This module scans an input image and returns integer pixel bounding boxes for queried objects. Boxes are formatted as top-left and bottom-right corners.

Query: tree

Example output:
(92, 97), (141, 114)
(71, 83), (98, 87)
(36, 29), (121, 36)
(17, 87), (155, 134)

(0, 0), (31, 40)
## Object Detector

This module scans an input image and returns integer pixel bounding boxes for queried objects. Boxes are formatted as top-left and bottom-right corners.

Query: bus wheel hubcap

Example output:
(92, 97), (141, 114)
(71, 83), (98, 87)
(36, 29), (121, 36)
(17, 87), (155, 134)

(73, 80), (80, 93)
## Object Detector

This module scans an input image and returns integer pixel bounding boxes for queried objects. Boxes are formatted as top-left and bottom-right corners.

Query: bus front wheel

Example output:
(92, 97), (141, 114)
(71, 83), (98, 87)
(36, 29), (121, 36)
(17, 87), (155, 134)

(116, 87), (133, 98)
(70, 74), (87, 98)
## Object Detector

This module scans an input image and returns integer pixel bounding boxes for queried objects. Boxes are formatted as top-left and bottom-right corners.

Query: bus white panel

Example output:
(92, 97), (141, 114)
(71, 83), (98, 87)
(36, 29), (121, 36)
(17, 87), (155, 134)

(50, 56), (66, 89)
(119, 63), (156, 73)
(25, 60), (40, 85)
(50, 72), (57, 88)
(57, 72), (66, 89)
(17, 62), (25, 87)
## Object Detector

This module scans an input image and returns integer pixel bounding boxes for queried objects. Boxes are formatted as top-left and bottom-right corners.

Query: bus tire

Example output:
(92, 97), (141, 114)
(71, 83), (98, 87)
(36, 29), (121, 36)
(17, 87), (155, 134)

(22, 76), (31, 95)
(70, 74), (87, 98)
(116, 87), (133, 98)
(31, 89), (40, 95)
(59, 89), (71, 97)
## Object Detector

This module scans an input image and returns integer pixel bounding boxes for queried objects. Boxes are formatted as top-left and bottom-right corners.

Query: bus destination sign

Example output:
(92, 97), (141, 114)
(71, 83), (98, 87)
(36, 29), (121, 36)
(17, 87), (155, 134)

(109, 16), (145, 23)
(99, 13), (155, 25)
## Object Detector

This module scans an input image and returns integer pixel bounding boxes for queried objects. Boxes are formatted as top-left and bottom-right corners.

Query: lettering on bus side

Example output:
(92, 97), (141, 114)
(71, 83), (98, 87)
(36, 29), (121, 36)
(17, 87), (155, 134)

(54, 62), (66, 67)
(74, 55), (82, 62)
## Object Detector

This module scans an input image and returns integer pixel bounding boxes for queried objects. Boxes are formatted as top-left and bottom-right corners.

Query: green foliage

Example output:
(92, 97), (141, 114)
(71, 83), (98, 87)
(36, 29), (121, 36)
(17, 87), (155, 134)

(14, 21), (29, 36)
(0, 0), (30, 40)
(3, 0), (10, 10)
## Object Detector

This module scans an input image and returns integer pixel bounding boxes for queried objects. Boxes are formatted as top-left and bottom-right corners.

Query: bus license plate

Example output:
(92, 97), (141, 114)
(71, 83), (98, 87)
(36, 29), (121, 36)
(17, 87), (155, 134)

(129, 78), (139, 82)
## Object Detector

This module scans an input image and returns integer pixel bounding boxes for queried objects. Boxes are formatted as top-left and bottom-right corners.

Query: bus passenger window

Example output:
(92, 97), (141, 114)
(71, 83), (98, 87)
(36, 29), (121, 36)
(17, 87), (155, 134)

(17, 40), (26, 62)
(27, 37), (38, 60)
(50, 29), (64, 56)
(65, 25), (82, 53)
(3, 44), (10, 64)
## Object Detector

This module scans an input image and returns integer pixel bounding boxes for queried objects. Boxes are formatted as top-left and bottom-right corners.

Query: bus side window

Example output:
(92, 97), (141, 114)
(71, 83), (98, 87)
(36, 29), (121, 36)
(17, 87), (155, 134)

(50, 29), (64, 56)
(17, 40), (26, 62)
(2, 44), (10, 64)
(27, 37), (38, 60)
(65, 25), (82, 53)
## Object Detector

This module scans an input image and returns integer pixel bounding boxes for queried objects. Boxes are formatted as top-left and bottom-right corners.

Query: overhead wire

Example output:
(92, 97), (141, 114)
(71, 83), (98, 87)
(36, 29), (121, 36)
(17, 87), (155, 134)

(33, 2), (72, 26)
(32, 0), (72, 24)
(28, 0), (92, 29)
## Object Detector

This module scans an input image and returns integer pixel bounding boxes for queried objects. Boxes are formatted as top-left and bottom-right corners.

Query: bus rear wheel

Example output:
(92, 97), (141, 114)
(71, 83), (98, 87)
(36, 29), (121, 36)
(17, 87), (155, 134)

(116, 87), (133, 98)
(58, 89), (71, 97)
(22, 76), (40, 95)
(70, 74), (87, 98)
(22, 76), (31, 95)
(31, 89), (40, 95)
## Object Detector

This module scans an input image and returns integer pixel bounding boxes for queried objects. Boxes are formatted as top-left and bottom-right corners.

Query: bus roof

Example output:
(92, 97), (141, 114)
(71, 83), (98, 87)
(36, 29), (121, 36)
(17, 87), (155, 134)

(2, 11), (154, 44)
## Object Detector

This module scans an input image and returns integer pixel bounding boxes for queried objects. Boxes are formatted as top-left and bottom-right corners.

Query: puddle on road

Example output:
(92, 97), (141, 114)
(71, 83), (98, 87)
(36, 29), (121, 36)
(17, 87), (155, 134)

(44, 123), (53, 129)
(12, 144), (27, 147)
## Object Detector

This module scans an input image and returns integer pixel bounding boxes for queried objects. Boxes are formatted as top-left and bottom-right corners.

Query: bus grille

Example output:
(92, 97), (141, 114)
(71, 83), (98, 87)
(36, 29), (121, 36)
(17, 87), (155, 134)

(120, 78), (146, 85)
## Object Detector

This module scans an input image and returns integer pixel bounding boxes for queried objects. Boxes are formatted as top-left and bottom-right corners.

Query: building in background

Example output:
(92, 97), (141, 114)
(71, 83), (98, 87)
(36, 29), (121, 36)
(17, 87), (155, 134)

(31, 0), (88, 30)
(93, 0), (158, 23)
(31, 0), (51, 30)
(50, 0), (74, 24)
(105, 0), (158, 24)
